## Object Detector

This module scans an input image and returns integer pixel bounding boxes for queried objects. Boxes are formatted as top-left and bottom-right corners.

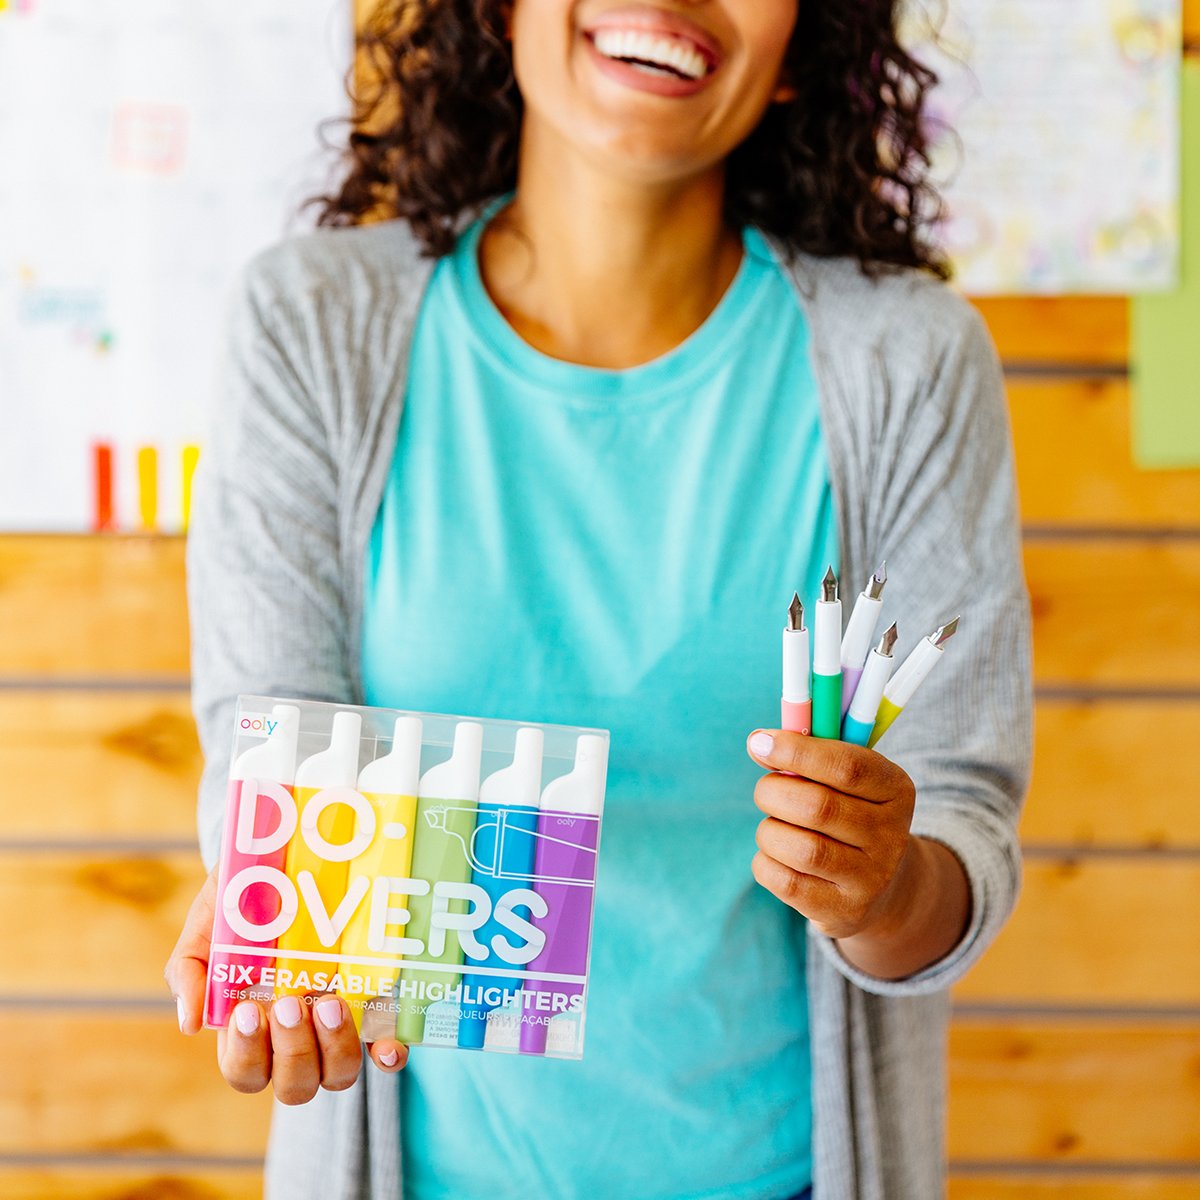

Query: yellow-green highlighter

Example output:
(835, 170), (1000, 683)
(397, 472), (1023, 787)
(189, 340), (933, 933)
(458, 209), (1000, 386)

(394, 721), (483, 1043)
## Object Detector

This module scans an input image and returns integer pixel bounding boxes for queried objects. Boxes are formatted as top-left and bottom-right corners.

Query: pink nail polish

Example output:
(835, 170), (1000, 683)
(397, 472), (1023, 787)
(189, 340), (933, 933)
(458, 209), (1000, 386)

(234, 1003), (259, 1036)
(176, 996), (187, 1032)
(274, 995), (303, 1029)
(315, 998), (343, 1031)
(379, 1048), (399, 1067)
(749, 731), (774, 757)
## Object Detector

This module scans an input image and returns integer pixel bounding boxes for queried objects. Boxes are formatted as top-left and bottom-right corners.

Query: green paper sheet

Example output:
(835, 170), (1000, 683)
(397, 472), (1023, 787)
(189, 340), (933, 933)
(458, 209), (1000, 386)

(1132, 61), (1200, 469)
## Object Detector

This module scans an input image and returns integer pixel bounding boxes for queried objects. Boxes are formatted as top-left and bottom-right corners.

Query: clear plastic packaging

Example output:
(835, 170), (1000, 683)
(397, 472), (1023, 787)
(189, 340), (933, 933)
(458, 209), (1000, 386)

(204, 695), (609, 1060)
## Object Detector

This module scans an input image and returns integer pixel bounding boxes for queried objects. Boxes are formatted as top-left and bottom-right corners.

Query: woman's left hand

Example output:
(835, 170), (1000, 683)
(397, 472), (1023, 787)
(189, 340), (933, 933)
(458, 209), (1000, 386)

(745, 728), (919, 942)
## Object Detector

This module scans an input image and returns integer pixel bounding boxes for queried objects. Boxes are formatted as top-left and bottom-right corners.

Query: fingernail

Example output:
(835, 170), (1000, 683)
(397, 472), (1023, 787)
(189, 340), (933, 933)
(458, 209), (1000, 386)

(176, 996), (187, 1032)
(379, 1048), (399, 1067)
(749, 731), (774, 757)
(315, 998), (343, 1031)
(234, 1002), (259, 1036)
(274, 996), (302, 1029)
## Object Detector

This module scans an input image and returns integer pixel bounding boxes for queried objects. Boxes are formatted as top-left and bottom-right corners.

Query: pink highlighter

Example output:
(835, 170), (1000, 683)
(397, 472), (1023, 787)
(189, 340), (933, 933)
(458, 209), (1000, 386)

(781, 592), (812, 736)
(518, 735), (608, 1056)
(204, 704), (300, 1028)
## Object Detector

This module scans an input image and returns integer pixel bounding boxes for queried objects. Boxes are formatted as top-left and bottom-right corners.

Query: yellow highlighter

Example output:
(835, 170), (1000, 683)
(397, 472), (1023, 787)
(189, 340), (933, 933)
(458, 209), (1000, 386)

(868, 617), (959, 748)
(338, 716), (423, 1038)
(275, 710), (362, 997)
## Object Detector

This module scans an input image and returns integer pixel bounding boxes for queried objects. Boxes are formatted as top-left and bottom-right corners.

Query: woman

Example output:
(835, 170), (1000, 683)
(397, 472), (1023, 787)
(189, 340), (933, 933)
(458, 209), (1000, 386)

(166, 2), (1033, 1197)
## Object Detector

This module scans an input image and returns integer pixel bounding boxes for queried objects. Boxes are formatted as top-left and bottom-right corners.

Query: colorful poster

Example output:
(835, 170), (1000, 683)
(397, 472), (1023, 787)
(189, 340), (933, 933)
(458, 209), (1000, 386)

(0, 0), (352, 531)
(910, 0), (1182, 294)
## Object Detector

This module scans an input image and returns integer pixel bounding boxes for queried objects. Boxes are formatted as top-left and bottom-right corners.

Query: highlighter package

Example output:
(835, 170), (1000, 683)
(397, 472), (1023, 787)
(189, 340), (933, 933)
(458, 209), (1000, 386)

(203, 695), (609, 1061)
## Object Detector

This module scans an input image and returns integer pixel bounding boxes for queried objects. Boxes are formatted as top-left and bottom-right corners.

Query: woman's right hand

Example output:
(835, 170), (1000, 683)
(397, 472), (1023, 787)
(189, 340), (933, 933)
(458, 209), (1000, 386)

(164, 869), (408, 1104)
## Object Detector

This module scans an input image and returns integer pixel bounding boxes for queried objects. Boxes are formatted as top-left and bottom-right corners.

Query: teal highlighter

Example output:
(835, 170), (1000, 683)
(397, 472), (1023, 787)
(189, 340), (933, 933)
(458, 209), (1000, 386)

(456, 726), (544, 1049)
(841, 624), (898, 746)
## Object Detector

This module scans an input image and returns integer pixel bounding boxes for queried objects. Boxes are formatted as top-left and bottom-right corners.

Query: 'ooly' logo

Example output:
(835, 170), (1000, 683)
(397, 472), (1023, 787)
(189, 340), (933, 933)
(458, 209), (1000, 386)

(238, 714), (277, 736)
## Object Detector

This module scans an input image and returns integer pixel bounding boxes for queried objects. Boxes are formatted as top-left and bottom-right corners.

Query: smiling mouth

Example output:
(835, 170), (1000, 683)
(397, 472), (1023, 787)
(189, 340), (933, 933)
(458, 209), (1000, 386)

(586, 28), (715, 82)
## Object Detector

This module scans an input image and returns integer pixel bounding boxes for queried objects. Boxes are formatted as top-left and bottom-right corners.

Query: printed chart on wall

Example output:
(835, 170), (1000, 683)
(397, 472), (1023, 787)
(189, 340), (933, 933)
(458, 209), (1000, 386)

(0, 0), (351, 532)
(910, 0), (1182, 294)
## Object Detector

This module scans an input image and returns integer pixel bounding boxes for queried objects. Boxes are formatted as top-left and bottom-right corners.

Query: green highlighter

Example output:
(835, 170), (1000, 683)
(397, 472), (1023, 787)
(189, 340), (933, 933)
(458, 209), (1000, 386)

(394, 721), (483, 1044)
(811, 566), (843, 739)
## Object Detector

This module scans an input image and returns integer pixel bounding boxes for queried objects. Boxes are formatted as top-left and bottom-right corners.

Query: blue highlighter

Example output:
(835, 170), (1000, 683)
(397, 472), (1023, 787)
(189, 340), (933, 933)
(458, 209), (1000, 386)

(456, 726), (544, 1049)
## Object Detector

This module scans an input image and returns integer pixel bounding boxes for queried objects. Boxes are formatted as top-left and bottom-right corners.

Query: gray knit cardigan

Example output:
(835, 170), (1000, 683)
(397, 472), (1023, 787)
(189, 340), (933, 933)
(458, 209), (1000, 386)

(187, 217), (1033, 1200)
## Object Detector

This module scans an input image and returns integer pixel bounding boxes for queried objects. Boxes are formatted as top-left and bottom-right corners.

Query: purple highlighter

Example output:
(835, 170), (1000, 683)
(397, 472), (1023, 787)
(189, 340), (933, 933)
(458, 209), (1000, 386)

(839, 562), (887, 716)
(518, 734), (608, 1056)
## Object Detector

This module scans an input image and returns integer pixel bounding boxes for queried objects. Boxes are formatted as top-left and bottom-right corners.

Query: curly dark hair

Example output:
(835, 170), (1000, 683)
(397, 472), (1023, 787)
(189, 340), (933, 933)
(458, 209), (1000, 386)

(302, 1), (949, 278)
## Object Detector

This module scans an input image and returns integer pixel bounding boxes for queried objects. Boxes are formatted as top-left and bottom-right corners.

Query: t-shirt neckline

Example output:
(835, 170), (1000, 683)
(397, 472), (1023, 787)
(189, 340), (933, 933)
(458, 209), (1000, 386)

(446, 193), (779, 403)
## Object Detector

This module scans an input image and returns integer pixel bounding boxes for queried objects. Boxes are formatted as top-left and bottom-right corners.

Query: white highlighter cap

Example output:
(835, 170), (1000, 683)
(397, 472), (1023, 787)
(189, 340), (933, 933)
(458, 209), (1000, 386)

(540, 734), (608, 817)
(294, 710), (362, 789)
(231, 704), (301, 785)
(479, 726), (544, 809)
(419, 721), (483, 802)
(885, 637), (943, 708)
(782, 626), (811, 703)
(847, 646), (896, 725)
(358, 716), (423, 795)
(840, 593), (883, 672)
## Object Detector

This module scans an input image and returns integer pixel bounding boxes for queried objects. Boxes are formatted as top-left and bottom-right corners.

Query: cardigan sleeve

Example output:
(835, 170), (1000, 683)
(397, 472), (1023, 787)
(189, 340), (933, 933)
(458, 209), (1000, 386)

(808, 280), (1034, 997)
(187, 251), (356, 872)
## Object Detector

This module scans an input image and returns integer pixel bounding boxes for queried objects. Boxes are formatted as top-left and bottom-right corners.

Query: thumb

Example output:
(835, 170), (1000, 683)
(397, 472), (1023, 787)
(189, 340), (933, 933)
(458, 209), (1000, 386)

(164, 867), (217, 1035)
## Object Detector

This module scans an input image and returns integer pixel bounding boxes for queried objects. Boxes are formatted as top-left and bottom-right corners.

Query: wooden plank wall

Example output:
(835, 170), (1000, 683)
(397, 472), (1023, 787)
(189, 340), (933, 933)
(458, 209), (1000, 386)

(1, 9), (1198, 1199)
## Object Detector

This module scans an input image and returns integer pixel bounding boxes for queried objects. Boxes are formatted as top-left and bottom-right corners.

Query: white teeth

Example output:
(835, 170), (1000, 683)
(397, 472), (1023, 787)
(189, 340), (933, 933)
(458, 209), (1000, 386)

(591, 28), (709, 81)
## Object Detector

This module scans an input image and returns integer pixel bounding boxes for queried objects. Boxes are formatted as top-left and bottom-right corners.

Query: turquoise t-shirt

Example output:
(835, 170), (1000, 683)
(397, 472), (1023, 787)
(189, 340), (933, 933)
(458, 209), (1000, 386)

(361, 204), (838, 1200)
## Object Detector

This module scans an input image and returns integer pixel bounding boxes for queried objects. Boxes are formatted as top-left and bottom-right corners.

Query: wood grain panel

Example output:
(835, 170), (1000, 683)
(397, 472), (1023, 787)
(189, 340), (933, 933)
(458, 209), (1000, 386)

(1024, 700), (1200, 848)
(1025, 542), (1200, 687)
(0, 693), (200, 840)
(0, 852), (201, 998)
(955, 860), (1200, 1005)
(972, 297), (1128, 367)
(0, 1166), (261, 1200)
(0, 1012), (272, 1158)
(0, 537), (188, 679)
(949, 1178), (1200, 1200)
(1009, 379), (1200, 527)
(948, 1020), (1200, 1161)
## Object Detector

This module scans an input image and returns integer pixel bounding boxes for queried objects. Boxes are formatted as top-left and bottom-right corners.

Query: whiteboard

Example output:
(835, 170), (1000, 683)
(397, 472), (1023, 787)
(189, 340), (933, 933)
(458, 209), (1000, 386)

(0, 0), (352, 531)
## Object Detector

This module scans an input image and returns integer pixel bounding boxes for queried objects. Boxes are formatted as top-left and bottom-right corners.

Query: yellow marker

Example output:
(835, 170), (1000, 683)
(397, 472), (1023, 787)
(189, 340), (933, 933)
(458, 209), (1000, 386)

(275, 711), (362, 996)
(136, 446), (158, 531)
(338, 717), (423, 1036)
(181, 444), (200, 530)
